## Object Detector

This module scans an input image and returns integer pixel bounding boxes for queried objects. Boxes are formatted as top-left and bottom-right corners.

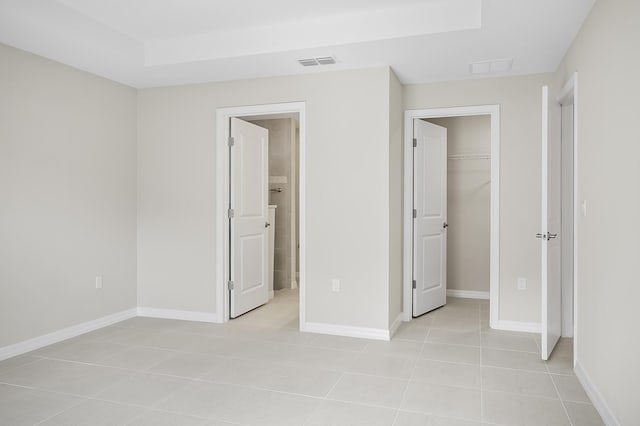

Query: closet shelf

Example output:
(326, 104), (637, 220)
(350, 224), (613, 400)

(448, 153), (491, 161)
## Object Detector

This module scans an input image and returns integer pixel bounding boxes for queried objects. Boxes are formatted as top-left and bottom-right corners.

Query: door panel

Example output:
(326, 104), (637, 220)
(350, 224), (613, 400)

(230, 117), (269, 318)
(541, 86), (562, 360)
(422, 235), (443, 291)
(413, 119), (448, 317)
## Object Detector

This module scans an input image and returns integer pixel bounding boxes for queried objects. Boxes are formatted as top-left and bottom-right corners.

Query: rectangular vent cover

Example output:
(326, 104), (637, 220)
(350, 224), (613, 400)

(316, 56), (336, 65)
(298, 56), (337, 67)
(298, 58), (318, 67)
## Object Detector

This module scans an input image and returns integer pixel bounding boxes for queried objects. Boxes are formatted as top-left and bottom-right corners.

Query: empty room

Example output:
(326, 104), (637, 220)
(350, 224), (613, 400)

(0, 0), (638, 425)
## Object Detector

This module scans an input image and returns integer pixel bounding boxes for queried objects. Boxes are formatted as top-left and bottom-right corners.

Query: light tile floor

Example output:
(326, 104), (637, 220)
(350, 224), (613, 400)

(0, 290), (604, 425)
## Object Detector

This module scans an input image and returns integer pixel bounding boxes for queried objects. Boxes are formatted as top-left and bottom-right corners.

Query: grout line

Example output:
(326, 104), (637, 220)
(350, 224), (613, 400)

(0, 356), (42, 376)
(547, 362), (574, 426)
(33, 394), (90, 425)
(391, 353), (418, 426)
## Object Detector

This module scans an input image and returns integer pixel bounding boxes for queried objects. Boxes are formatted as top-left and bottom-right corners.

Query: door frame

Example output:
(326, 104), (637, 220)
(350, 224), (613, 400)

(403, 105), (500, 327)
(557, 72), (579, 366)
(215, 102), (306, 324)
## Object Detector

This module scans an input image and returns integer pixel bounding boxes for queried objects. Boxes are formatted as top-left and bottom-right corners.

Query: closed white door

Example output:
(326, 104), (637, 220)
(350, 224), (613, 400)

(541, 86), (562, 360)
(413, 119), (448, 317)
(230, 118), (269, 318)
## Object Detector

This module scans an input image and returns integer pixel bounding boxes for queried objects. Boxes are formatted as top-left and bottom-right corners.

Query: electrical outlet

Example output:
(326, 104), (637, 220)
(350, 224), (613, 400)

(332, 278), (340, 292)
(95, 275), (103, 289)
(517, 277), (526, 290)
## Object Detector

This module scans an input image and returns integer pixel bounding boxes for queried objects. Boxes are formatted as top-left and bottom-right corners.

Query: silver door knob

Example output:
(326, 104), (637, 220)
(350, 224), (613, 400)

(547, 232), (558, 239)
(443, 222), (448, 229)
(265, 222), (271, 228)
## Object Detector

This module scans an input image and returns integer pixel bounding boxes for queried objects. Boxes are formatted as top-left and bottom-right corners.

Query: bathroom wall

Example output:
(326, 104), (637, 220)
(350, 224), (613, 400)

(250, 118), (296, 291)
(426, 116), (491, 293)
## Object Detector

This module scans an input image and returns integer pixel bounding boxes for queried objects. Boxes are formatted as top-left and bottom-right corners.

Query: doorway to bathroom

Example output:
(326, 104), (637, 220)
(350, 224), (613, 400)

(215, 102), (305, 328)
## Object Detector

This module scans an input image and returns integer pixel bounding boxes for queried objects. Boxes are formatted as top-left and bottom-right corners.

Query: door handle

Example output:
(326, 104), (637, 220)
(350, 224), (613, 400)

(265, 222), (271, 228)
(536, 233), (557, 240)
(443, 222), (448, 230)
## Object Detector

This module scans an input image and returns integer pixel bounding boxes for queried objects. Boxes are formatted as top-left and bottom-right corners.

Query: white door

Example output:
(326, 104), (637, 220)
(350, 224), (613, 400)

(541, 86), (562, 360)
(230, 118), (269, 318)
(413, 119), (448, 317)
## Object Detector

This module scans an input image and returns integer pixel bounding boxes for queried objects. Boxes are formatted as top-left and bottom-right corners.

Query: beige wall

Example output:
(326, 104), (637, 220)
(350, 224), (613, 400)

(0, 44), (137, 348)
(137, 67), (395, 330)
(388, 70), (404, 327)
(555, 0), (640, 423)
(426, 116), (491, 293)
(405, 73), (551, 323)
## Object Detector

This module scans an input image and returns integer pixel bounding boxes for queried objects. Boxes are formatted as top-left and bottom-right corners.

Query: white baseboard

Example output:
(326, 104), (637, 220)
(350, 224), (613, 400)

(0, 308), (137, 361)
(493, 320), (541, 333)
(302, 321), (391, 341)
(137, 307), (220, 323)
(575, 361), (620, 426)
(389, 313), (404, 339)
(447, 289), (490, 300)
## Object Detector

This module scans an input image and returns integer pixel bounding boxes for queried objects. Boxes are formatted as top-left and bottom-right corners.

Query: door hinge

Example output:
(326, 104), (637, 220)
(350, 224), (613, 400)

(412, 280), (417, 289)
(228, 208), (235, 218)
(413, 209), (417, 219)
(227, 280), (234, 290)
(228, 136), (235, 147)
(413, 138), (417, 148)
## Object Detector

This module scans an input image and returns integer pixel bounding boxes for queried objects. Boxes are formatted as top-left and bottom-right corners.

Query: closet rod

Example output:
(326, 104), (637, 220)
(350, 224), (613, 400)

(448, 153), (491, 161)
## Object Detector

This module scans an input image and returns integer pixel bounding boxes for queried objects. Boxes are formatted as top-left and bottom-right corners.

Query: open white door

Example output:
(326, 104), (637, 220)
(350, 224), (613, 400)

(229, 118), (269, 318)
(541, 86), (562, 360)
(413, 119), (448, 317)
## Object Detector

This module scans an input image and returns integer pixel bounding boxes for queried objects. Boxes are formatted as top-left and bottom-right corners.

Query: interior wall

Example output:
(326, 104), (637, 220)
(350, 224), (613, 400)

(295, 128), (300, 281)
(426, 116), (491, 293)
(404, 73), (551, 324)
(249, 118), (295, 291)
(138, 67), (395, 330)
(0, 43), (138, 348)
(555, 0), (640, 423)
(388, 70), (404, 327)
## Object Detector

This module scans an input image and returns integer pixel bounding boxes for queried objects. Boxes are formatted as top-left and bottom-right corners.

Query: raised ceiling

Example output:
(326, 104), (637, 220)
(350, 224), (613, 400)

(0, 0), (594, 88)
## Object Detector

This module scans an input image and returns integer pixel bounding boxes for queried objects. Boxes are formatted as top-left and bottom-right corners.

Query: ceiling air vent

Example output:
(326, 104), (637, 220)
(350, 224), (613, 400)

(297, 56), (337, 67)
(316, 56), (336, 65)
(470, 58), (514, 75)
(298, 58), (319, 67)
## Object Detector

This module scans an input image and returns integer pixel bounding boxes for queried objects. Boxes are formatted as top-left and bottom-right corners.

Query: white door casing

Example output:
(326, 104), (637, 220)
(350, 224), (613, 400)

(230, 117), (269, 318)
(560, 103), (574, 338)
(541, 86), (562, 360)
(413, 119), (448, 317)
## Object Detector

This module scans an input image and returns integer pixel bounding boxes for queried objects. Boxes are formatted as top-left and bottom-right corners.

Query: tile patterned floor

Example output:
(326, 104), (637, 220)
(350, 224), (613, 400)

(0, 290), (604, 425)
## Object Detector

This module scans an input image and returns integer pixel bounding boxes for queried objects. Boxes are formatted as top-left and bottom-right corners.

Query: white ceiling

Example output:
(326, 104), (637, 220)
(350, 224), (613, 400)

(0, 0), (594, 88)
